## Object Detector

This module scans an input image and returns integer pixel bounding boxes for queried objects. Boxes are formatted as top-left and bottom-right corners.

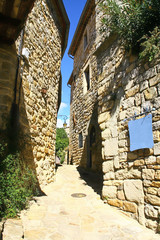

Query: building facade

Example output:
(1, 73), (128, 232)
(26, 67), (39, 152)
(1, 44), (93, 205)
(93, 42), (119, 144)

(17, 0), (69, 186)
(68, 0), (103, 171)
(68, 0), (160, 232)
(0, 0), (69, 186)
(0, 0), (36, 133)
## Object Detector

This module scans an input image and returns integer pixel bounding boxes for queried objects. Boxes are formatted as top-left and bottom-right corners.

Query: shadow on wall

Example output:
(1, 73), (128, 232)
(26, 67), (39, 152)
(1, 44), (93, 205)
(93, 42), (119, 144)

(95, 35), (154, 161)
(95, 36), (126, 118)
(95, 35), (160, 230)
(95, 34), (152, 117)
(8, 74), (44, 195)
(78, 102), (103, 197)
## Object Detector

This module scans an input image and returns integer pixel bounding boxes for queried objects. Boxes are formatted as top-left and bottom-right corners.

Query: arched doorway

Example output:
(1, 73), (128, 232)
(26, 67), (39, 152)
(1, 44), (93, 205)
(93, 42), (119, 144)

(88, 126), (96, 168)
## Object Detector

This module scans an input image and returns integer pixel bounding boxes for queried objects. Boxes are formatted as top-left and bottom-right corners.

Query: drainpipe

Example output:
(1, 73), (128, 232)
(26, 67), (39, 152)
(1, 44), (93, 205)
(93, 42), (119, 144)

(67, 83), (71, 88)
(9, 29), (25, 150)
(67, 54), (74, 88)
(68, 54), (74, 60)
(13, 29), (24, 107)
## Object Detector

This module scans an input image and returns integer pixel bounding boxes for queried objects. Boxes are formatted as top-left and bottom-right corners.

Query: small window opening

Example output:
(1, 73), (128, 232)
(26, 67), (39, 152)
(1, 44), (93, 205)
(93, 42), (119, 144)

(73, 75), (76, 83)
(79, 132), (83, 148)
(73, 75), (76, 90)
(84, 66), (90, 91)
(84, 32), (88, 50)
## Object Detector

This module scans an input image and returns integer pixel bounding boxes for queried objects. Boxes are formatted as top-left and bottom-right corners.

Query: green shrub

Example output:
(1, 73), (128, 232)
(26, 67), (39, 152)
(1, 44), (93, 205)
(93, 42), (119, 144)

(100, 0), (160, 60)
(58, 150), (65, 164)
(56, 128), (69, 163)
(139, 27), (160, 62)
(0, 142), (40, 219)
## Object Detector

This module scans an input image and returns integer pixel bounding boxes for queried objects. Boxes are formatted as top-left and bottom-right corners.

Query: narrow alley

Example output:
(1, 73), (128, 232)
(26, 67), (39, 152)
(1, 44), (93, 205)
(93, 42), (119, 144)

(2, 165), (160, 240)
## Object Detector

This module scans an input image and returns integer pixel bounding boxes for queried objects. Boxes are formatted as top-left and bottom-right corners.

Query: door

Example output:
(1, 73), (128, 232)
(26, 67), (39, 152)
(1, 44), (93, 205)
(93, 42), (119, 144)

(88, 126), (96, 168)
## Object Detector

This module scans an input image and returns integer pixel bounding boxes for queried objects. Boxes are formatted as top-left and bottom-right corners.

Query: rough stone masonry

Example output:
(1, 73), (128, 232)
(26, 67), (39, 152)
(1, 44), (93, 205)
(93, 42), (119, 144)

(68, 0), (160, 232)
(16, 0), (64, 186)
(0, 0), (69, 187)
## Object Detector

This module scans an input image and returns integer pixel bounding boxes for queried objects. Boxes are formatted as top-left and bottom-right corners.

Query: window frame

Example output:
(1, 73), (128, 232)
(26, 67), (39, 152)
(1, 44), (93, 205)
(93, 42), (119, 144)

(79, 132), (83, 148)
(84, 66), (90, 91)
(83, 62), (91, 95)
(83, 28), (89, 51)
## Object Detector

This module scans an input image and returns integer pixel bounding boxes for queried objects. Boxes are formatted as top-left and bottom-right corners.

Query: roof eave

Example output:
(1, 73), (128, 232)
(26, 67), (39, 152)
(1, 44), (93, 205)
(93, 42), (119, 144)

(68, 0), (94, 57)
(57, 0), (70, 57)
(0, 0), (36, 44)
(67, 71), (73, 86)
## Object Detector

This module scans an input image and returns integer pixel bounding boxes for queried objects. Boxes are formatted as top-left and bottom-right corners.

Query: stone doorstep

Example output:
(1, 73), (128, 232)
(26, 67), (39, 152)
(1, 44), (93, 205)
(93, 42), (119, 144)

(0, 221), (5, 240)
(2, 219), (24, 240)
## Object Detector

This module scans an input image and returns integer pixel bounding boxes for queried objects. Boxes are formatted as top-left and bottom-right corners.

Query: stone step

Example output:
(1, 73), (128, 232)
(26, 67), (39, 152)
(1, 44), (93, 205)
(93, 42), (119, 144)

(2, 219), (23, 240)
(0, 221), (4, 240)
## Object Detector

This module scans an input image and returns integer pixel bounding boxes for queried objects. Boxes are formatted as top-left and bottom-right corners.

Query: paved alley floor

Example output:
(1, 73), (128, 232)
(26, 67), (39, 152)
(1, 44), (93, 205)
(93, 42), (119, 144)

(3, 165), (160, 240)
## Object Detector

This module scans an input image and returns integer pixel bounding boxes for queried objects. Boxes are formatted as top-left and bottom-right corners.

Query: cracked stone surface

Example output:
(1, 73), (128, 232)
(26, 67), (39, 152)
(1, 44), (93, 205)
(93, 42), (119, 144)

(2, 165), (160, 239)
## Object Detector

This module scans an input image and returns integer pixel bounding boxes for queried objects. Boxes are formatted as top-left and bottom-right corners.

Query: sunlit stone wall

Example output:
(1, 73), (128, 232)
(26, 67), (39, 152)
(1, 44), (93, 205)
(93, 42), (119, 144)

(16, 0), (62, 186)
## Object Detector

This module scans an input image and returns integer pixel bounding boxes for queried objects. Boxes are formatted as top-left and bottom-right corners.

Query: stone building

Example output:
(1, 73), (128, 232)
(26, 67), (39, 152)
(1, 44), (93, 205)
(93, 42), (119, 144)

(68, 0), (103, 171)
(0, 0), (69, 186)
(0, 0), (36, 132)
(68, 0), (160, 232)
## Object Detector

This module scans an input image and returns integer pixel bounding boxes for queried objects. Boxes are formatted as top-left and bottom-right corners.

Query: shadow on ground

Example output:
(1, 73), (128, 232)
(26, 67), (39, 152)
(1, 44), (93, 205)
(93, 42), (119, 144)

(77, 166), (103, 197)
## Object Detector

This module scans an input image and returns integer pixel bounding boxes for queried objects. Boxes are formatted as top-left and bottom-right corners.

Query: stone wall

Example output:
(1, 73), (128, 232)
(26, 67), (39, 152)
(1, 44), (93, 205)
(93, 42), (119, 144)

(94, 1), (160, 231)
(97, 39), (160, 231)
(69, 0), (160, 232)
(16, 0), (62, 186)
(0, 44), (17, 131)
(69, 8), (103, 172)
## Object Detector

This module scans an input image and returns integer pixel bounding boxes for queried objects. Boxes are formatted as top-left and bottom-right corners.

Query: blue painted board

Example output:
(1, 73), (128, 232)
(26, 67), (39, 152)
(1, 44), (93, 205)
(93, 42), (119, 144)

(128, 114), (154, 152)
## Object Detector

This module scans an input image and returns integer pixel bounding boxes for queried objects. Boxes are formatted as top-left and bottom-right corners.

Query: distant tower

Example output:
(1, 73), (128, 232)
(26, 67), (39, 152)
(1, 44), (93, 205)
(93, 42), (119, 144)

(59, 115), (68, 128)
(63, 119), (67, 128)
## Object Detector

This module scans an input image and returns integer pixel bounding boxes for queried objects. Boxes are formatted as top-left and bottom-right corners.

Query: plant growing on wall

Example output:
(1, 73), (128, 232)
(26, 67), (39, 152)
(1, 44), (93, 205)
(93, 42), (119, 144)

(139, 26), (160, 61)
(0, 142), (41, 219)
(100, 0), (160, 60)
(56, 128), (69, 164)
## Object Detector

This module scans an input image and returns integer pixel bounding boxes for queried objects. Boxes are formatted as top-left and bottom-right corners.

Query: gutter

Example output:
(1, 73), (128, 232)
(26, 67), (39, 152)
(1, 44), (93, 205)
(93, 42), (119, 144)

(68, 0), (93, 57)
(67, 71), (73, 87)
(9, 29), (25, 150)
(68, 54), (74, 60)
(57, 0), (70, 57)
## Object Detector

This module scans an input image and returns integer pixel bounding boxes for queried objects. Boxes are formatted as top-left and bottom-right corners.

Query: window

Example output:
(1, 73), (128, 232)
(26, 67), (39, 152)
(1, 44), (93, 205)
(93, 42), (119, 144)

(79, 132), (83, 148)
(73, 75), (76, 83)
(84, 32), (88, 50)
(73, 75), (76, 89)
(85, 67), (90, 90)
(70, 75), (76, 103)
(83, 63), (91, 94)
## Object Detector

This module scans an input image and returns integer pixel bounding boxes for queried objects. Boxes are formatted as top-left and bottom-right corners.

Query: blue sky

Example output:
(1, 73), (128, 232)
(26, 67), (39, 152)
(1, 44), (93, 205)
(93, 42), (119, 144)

(57, 0), (87, 128)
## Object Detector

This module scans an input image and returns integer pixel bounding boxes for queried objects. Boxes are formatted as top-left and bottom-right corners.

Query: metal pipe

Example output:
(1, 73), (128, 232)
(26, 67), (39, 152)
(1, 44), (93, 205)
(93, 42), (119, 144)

(13, 28), (24, 105)
(123, 108), (155, 122)
(10, 28), (25, 132)
(67, 83), (71, 88)
(68, 54), (74, 60)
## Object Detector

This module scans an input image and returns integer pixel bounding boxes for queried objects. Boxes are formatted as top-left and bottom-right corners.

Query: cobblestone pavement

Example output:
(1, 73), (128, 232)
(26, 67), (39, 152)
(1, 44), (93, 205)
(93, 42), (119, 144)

(2, 165), (160, 240)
